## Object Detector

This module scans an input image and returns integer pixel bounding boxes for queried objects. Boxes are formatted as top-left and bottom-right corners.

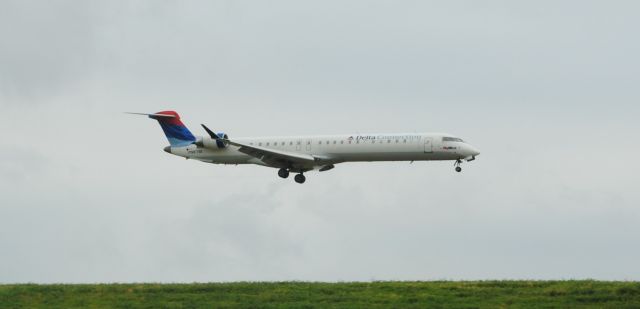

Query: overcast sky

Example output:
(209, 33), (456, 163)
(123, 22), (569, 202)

(1, 0), (639, 283)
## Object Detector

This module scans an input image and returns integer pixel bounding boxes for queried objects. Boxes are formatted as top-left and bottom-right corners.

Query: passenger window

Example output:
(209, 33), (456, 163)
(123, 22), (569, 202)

(266, 142), (270, 146)
(318, 141), (322, 145)
(387, 140), (391, 143)
(403, 140), (407, 143)
(297, 141), (301, 145)
(259, 142), (262, 146)
(289, 141), (293, 146)
(395, 140), (399, 143)
(326, 141), (329, 144)
(333, 141), (336, 144)
(340, 141), (344, 144)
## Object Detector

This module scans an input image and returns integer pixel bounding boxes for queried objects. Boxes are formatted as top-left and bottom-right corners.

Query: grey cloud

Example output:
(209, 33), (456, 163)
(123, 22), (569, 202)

(0, 1), (101, 103)
(0, 0), (639, 283)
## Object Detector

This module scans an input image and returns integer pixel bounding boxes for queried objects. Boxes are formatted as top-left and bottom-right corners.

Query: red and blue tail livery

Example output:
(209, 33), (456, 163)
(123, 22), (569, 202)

(148, 111), (196, 147)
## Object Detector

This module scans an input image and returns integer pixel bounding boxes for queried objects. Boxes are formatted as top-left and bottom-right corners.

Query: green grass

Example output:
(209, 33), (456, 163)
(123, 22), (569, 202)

(2, 281), (640, 308)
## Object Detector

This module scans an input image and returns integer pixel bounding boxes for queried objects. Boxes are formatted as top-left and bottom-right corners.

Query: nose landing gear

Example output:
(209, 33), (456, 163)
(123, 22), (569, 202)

(454, 159), (462, 173)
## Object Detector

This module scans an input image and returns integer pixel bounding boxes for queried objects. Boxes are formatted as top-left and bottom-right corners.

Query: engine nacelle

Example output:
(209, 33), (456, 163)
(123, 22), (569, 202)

(215, 133), (229, 148)
(195, 133), (229, 149)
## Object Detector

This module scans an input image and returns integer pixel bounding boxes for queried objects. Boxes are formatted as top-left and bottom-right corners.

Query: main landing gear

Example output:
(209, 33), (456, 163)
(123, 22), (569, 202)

(278, 168), (306, 184)
(454, 159), (462, 173)
(278, 168), (290, 178)
(294, 173), (306, 184)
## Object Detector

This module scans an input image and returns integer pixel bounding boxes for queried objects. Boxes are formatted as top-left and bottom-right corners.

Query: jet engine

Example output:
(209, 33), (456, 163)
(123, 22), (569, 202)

(195, 133), (229, 149)
(214, 133), (228, 148)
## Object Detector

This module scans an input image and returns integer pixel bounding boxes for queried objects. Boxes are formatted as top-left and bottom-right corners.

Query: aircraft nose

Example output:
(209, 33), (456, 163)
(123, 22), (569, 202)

(467, 145), (480, 156)
(163, 146), (172, 154)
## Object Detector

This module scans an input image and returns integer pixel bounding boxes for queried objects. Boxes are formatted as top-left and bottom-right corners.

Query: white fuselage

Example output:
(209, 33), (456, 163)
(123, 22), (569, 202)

(167, 133), (480, 171)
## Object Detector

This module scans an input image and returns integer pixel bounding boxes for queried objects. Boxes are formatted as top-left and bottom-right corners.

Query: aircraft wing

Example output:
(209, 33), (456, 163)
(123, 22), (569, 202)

(225, 139), (317, 168)
(200, 124), (317, 168)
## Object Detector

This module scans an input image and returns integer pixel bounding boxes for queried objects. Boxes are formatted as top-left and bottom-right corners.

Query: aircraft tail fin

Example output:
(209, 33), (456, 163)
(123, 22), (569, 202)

(127, 111), (196, 147)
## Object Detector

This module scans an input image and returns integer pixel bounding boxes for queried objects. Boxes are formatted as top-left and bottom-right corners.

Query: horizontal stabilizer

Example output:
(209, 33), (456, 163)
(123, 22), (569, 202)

(125, 112), (176, 119)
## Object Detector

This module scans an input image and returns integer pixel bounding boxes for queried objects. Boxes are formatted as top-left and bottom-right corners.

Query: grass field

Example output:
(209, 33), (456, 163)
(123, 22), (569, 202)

(2, 281), (640, 308)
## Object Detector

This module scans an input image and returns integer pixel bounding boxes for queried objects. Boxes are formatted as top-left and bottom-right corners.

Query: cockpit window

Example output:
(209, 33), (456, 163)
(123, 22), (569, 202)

(443, 137), (464, 142)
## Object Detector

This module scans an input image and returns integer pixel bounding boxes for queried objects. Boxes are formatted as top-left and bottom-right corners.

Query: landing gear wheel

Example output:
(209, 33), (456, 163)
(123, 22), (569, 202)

(278, 168), (290, 179)
(454, 159), (463, 173)
(294, 174), (306, 184)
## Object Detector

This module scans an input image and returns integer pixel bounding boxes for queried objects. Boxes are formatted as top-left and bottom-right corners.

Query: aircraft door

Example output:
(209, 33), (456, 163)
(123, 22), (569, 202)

(424, 137), (433, 153)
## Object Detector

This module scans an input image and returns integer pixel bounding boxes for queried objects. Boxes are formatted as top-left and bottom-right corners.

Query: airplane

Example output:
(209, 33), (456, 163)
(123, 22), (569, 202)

(128, 110), (480, 184)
